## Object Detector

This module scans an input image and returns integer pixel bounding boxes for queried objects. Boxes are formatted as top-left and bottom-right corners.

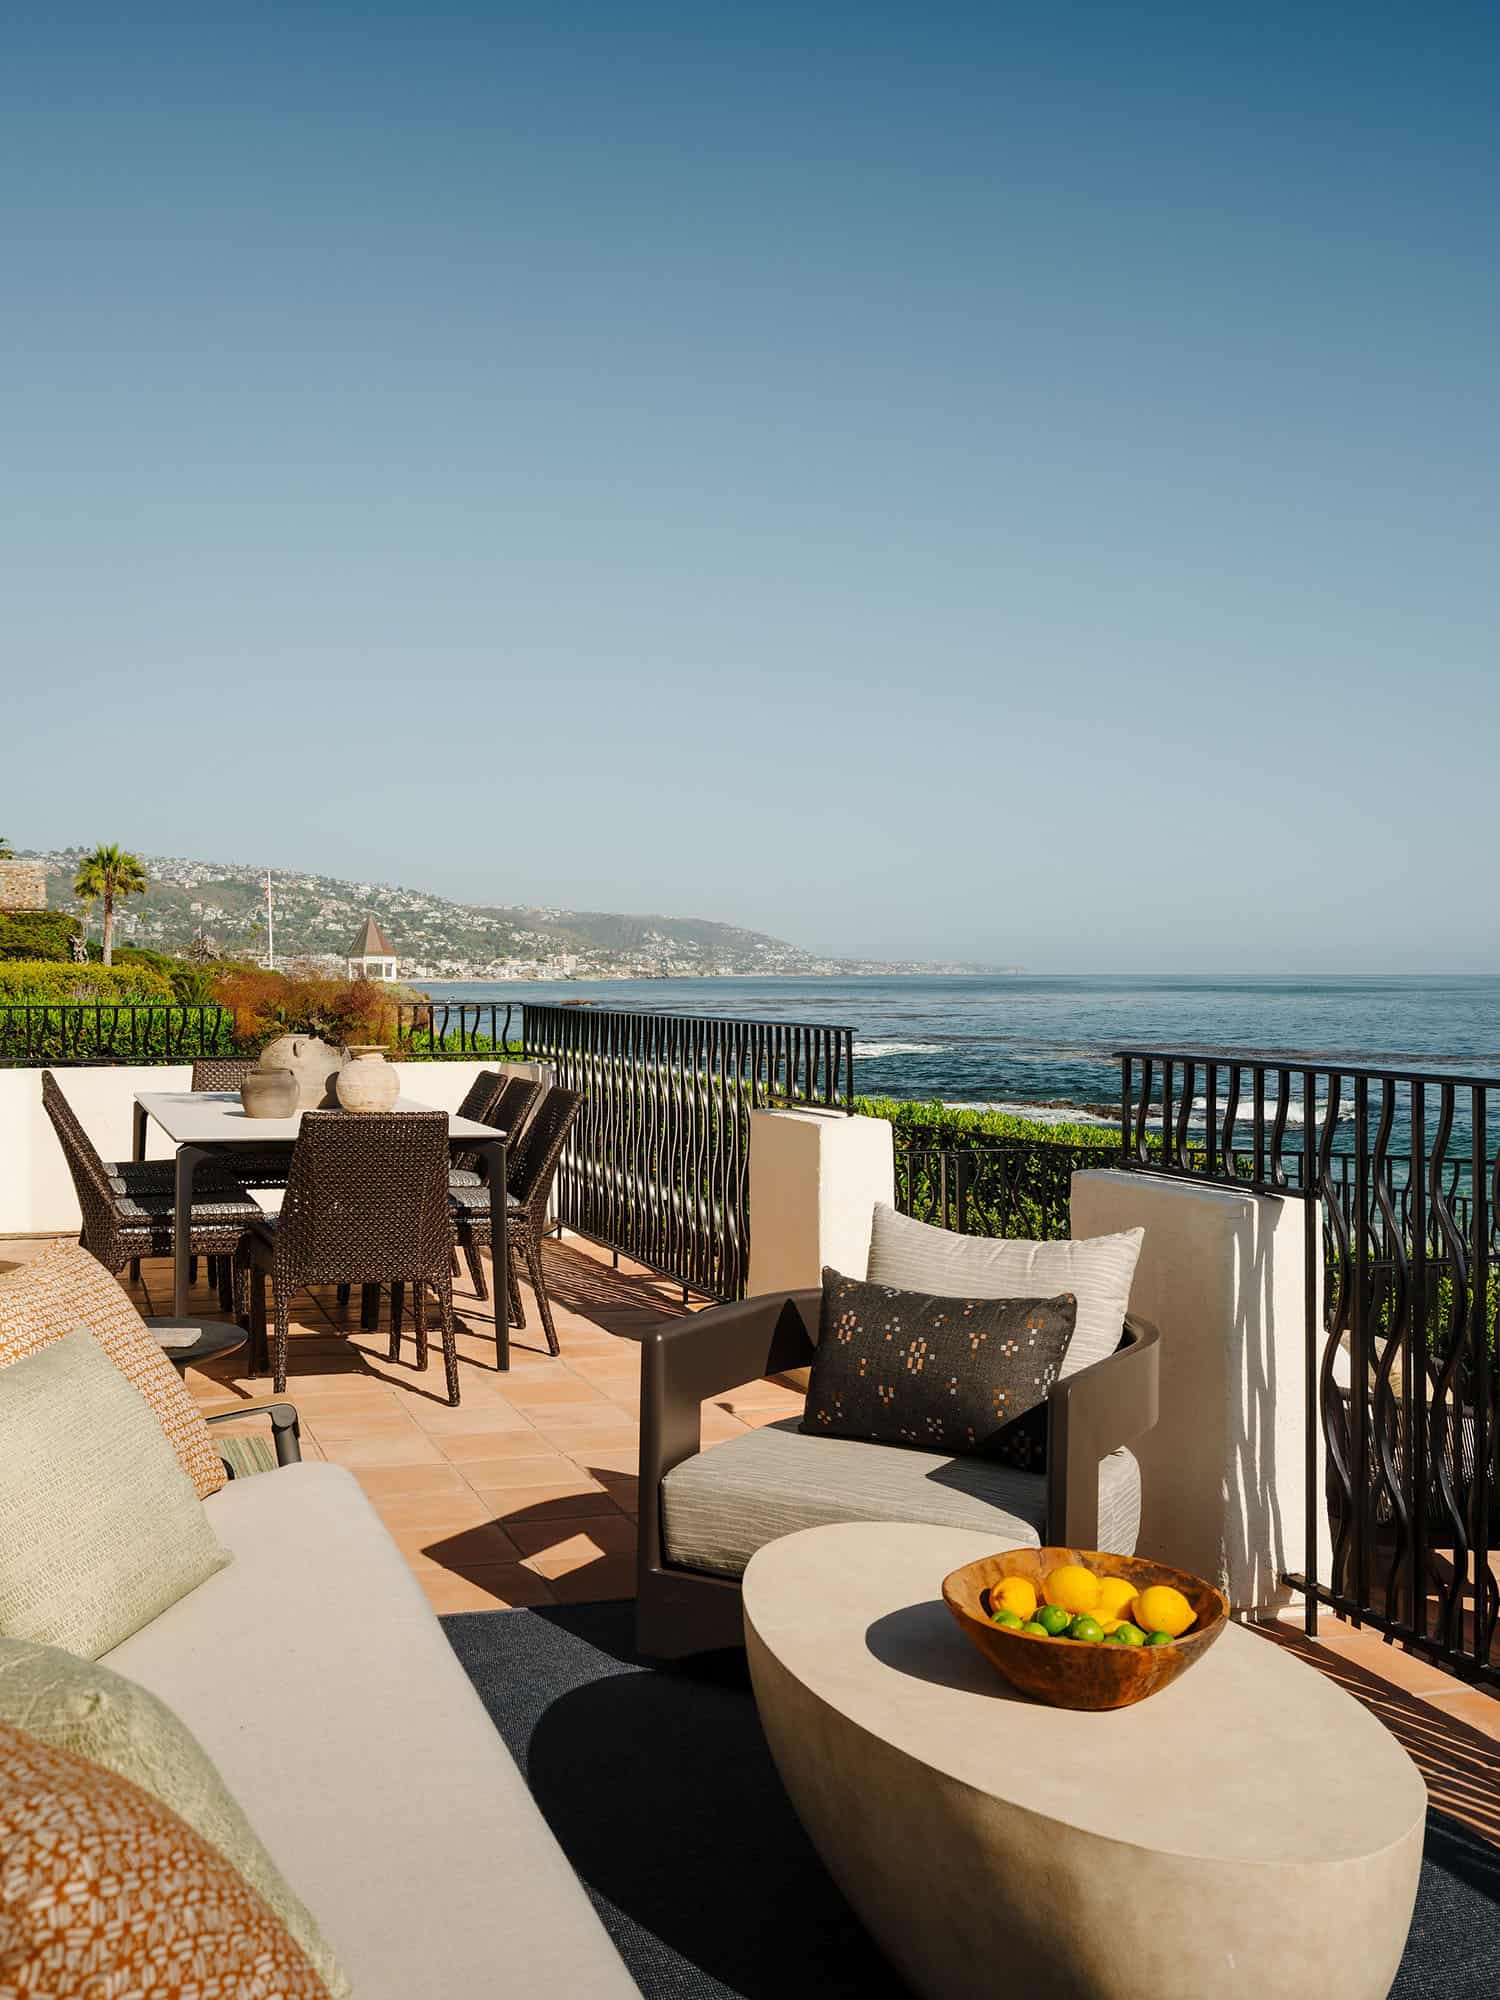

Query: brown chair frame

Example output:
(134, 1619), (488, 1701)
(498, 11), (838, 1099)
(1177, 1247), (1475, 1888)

(451, 1087), (582, 1354)
(634, 1290), (1160, 1658)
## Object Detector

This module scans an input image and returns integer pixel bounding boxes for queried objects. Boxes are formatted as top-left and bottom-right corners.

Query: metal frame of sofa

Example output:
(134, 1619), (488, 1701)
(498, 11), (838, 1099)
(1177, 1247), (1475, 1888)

(636, 1288), (1160, 1658)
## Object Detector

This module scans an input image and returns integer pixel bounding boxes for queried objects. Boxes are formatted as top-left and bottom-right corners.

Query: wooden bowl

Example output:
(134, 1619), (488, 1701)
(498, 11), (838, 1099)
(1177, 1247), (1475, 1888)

(942, 1547), (1228, 1711)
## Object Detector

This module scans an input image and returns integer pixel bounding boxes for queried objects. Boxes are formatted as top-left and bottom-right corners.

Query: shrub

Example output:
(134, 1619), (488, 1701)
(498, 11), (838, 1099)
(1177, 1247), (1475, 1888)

(209, 969), (401, 1052)
(855, 1095), (1120, 1151)
(0, 960), (175, 1004)
(0, 912), (82, 963)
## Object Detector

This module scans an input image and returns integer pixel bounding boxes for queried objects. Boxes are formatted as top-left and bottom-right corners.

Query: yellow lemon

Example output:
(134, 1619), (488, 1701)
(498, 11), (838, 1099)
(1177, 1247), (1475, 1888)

(991, 1575), (1038, 1623)
(1095, 1577), (1140, 1624)
(1132, 1584), (1195, 1638)
(1042, 1564), (1101, 1617)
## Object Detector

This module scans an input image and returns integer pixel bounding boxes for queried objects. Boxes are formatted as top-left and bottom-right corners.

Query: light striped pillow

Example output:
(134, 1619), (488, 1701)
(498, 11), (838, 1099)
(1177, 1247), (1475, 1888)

(865, 1204), (1143, 1378)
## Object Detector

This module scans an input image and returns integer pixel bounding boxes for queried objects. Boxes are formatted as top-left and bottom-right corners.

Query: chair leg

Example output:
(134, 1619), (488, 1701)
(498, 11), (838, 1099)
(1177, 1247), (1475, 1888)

(273, 1296), (291, 1396)
(462, 1236), (488, 1303)
(507, 1243), (526, 1329)
(413, 1281), (429, 1372)
(249, 1269), (268, 1375)
(360, 1283), (380, 1331)
(336, 1283), (351, 1313)
(189, 1255), (199, 1286)
(523, 1232), (560, 1357)
(216, 1257), (234, 1313)
(129, 1258), (140, 1285)
(435, 1271), (460, 1406)
(389, 1281), (405, 1362)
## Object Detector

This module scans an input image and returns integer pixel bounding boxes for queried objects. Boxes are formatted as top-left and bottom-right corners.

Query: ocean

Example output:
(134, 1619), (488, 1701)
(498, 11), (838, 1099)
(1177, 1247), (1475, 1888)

(426, 973), (1500, 1137)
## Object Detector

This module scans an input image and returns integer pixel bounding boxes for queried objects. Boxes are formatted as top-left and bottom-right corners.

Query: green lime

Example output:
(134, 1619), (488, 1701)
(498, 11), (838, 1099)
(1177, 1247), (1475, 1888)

(1145, 1630), (1175, 1647)
(1111, 1622), (1146, 1647)
(1067, 1614), (1104, 1644)
(1018, 1620), (1050, 1636)
(990, 1607), (1023, 1629)
(1035, 1604), (1072, 1636)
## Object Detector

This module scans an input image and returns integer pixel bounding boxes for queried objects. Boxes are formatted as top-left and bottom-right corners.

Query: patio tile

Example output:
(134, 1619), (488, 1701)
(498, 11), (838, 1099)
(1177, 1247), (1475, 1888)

(514, 1519), (638, 1576)
(348, 1461), (475, 1499)
(545, 1558), (636, 1603)
(471, 1487), (628, 1525)
(454, 1450), (600, 1488)
(536, 1425), (641, 1456)
(415, 1565), (557, 1613)
(318, 1430), (447, 1468)
(1421, 1689), (1500, 1743)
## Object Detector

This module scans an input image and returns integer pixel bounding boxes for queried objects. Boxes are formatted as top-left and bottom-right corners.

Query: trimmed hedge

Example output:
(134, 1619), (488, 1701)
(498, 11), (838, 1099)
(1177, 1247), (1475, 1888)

(855, 1095), (1119, 1151)
(0, 912), (82, 962)
(0, 960), (174, 1004)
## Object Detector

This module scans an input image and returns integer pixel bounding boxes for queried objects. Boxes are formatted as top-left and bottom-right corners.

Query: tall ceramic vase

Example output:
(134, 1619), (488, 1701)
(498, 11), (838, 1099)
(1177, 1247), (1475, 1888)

(335, 1046), (400, 1113)
(257, 1035), (342, 1110)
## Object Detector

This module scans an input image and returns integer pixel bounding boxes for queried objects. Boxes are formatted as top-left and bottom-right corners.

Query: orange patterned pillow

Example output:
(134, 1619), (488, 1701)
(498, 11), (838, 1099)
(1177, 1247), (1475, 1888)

(0, 1243), (226, 1499)
(0, 1719), (331, 1996)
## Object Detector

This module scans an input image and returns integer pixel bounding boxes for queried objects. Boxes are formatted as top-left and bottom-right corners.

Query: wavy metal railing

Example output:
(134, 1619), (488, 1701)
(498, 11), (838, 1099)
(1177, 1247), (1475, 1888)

(1117, 1049), (1500, 1686)
(522, 1004), (856, 1302)
(394, 1001), (518, 1055)
(0, 1003), (237, 1065)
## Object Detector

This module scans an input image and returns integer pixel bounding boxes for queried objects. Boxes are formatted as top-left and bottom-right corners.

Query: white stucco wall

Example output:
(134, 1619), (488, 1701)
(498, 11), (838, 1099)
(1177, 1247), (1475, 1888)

(0, 1059), (501, 1237)
(746, 1107), (894, 1298)
(1071, 1168), (1329, 1618)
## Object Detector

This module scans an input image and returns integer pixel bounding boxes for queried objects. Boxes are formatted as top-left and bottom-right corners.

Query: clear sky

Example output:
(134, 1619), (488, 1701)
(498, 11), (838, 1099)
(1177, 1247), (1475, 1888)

(3, 3), (1496, 971)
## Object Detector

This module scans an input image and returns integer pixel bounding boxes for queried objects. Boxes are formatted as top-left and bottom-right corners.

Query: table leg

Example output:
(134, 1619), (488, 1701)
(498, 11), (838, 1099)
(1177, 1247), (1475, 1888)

(132, 1100), (147, 1164)
(479, 1138), (509, 1371)
(173, 1145), (208, 1318)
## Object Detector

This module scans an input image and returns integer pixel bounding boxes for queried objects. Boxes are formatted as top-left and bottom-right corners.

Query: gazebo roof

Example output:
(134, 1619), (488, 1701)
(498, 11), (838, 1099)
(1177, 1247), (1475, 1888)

(348, 915), (395, 959)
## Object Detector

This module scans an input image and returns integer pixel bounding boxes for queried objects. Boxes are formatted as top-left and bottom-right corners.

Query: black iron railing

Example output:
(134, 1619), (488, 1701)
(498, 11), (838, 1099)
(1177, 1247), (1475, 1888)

(0, 1003), (238, 1066)
(522, 1003), (856, 1301)
(1118, 1048), (1500, 1688)
(896, 1140), (1119, 1241)
(394, 1001), (520, 1056)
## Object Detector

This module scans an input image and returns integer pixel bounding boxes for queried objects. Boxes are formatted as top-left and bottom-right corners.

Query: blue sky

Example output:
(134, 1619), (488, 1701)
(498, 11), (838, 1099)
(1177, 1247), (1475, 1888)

(4, 4), (1496, 969)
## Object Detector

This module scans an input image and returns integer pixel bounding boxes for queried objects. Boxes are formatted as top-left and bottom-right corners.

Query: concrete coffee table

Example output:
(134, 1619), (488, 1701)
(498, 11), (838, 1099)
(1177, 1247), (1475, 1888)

(743, 1523), (1425, 2000)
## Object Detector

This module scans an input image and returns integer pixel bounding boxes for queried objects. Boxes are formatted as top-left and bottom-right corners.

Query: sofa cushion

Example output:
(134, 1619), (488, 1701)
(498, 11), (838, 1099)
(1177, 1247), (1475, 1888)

(867, 1204), (1144, 1378)
(0, 1635), (350, 1997)
(102, 1462), (639, 2000)
(0, 1718), (331, 1999)
(0, 1329), (231, 1659)
(805, 1267), (1076, 1457)
(662, 1417), (1143, 1577)
(0, 1239), (226, 1497)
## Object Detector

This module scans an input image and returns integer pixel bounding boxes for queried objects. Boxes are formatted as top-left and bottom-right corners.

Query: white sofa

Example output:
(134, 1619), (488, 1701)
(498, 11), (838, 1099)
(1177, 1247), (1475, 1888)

(103, 1461), (639, 1999)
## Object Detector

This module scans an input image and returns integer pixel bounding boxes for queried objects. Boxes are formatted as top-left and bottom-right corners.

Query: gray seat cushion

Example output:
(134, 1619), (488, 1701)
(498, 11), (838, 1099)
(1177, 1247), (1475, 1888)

(103, 1463), (637, 2000)
(662, 1419), (1141, 1578)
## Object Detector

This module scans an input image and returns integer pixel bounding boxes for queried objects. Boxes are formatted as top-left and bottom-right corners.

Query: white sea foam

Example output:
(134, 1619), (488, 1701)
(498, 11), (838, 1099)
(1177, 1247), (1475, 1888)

(938, 1100), (1114, 1127)
(1140, 1095), (1356, 1129)
(856, 1040), (945, 1057)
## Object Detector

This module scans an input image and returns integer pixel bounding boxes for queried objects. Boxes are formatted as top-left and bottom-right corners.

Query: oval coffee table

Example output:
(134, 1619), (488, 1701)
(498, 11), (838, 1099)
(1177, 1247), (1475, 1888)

(743, 1522), (1425, 2000)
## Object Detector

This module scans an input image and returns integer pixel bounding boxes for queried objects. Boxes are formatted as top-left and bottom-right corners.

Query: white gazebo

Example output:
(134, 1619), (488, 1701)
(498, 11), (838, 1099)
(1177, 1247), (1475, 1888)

(346, 915), (398, 982)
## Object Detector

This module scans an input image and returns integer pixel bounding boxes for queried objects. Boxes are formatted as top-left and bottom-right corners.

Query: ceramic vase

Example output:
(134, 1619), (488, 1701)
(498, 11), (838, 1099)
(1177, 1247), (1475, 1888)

(239, 1067), (298, 1119)
(335, 1045), (400, 1114)
(258, 1034), (343, 1109)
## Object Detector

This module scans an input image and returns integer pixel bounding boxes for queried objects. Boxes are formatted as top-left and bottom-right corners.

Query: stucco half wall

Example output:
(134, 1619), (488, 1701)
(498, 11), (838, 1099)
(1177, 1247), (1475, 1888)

(1071, 1167), (1330, 1618)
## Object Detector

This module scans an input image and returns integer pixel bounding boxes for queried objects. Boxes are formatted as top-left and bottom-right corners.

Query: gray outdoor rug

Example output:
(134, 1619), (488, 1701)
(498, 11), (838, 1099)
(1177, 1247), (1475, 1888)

(442, 1601), (1500, 2000)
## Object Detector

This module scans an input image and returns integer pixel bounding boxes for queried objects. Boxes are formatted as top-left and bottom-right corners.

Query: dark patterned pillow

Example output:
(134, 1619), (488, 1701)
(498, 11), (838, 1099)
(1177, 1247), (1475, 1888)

(802, 1268), (1076, 1459)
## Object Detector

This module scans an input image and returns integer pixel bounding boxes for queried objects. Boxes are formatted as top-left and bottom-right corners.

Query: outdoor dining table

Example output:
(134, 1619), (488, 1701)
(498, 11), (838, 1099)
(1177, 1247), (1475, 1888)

(132, 1090), (510, 1361)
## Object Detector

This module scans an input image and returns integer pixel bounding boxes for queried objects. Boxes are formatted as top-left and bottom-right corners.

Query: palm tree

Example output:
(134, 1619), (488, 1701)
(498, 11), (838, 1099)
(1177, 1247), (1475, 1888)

(0, 837), (12, 858)
(72, 845), (148, 965)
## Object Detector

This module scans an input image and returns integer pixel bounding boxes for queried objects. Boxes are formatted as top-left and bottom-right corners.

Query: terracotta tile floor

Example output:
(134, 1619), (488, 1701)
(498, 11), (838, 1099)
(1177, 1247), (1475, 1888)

(4, 1228), (1497, 1850)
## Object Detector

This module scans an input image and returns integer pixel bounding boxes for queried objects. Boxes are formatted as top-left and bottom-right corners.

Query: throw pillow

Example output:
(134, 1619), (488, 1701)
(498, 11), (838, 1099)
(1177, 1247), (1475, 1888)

(0, 1238), (226, 1497)
(804, 1268), (1076, 1457)
(0, 1637), (350, 1999)
(0, 1719), (332, 1998)
(866, 1203), (1144, 1377)
(0, 1327), (231, 1659)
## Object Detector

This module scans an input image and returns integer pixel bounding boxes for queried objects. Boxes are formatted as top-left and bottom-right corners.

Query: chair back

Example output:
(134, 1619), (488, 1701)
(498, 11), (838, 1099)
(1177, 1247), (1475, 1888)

(453, 1069), (504, 1126)
(508, 1087), (583, 1216)
(276, 1111), (452, 1284)
(489, 1074), (545, 1149)
(191, 1057), (258, 1092)
(40, 1070), (119, 1257)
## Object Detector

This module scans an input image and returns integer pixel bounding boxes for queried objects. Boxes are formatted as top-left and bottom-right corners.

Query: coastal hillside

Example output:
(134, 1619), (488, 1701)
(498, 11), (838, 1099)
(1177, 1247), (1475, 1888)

(21, 850), (915, 979)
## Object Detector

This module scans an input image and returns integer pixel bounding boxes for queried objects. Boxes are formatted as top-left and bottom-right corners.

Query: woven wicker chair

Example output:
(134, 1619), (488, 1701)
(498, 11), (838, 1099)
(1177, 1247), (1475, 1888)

(236, 1110), (462, 1403)
(41, 1070), (260, 1313)
(452, 1075), (546, 1304)
(189, 1058), (298, 1191)
(450, 1087), (582, 1356)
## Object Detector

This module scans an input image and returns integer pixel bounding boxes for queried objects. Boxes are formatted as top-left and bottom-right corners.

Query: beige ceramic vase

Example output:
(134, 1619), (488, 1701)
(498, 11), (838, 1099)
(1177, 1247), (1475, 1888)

(239, 1067), (298, 1119)
(257, 1034), (342, 1109)
(335, 1046), (400, 1114)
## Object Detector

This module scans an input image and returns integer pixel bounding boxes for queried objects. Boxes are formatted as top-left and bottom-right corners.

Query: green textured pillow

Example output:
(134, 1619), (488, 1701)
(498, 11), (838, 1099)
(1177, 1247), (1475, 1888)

(0, 1326), (231, 1659)
(0, 1637), (351, 1998)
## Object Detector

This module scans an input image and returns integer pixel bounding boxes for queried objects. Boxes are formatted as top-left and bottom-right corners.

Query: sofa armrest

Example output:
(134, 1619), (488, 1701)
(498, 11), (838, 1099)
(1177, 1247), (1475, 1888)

(1045, 1313), (1159, 1548)
(201, 1400), (303, 1467)
(638, 1290), (818, 1571)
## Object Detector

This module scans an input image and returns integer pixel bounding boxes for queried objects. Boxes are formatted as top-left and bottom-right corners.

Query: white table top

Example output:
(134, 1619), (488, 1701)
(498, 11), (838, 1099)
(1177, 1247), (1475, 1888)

(742, 1522), (1426, 1868)
(136, 1090), (503, 1147)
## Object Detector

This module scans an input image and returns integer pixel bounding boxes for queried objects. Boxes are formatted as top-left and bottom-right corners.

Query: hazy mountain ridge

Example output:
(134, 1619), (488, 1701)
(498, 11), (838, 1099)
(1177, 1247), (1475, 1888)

(24, 850), (906, 977)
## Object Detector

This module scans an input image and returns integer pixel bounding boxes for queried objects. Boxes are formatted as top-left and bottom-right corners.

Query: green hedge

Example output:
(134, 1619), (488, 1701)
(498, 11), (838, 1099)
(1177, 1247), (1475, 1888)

(0, 960), (175, 1003)
(855, 1095), (1119, 1151)
(0, 912), (82, 962)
